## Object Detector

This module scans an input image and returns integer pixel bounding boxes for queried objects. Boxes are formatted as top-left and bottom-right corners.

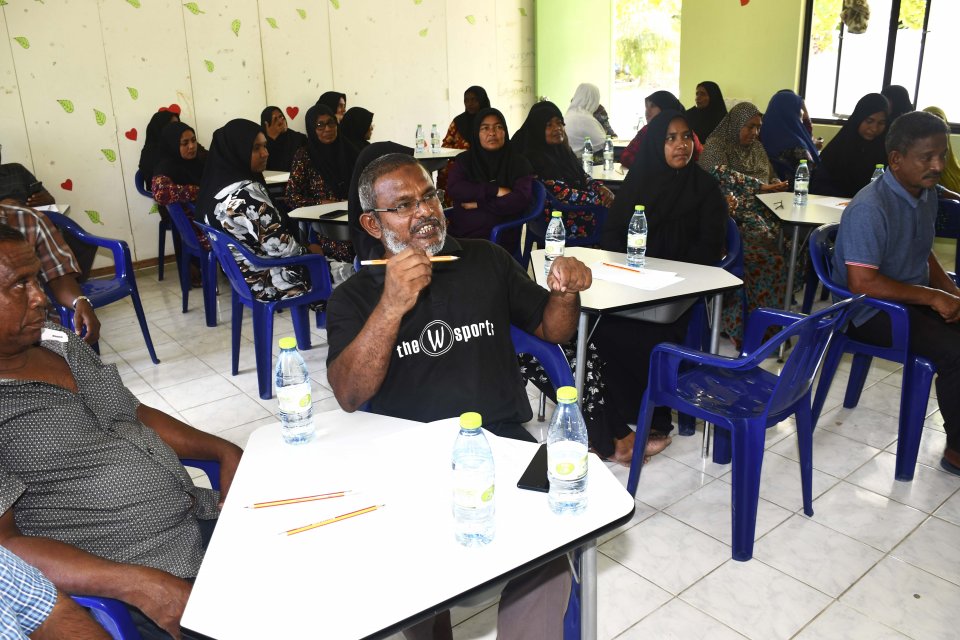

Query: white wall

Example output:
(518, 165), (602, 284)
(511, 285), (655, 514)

(0, 0), (534, 266)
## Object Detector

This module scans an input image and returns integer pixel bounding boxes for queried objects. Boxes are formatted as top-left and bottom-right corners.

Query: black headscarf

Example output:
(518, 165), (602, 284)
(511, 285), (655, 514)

(304, 104), (356, 199)
(316, 91), (346, 114)
(347, 141), (415, 260)
(196, 119), (266, 223)
(452, 86), (491, 140)
(882, 85), (913, 123)
(817, 92), (890, 197)
(518, 101), (587, 188)
(601, 110), (725, 265)
(456, 108), (533, 187)
(340, 107), (374, 151)
(260, 106), (306, 171)
(138, 110), (180, 182)
(152, 121), (205, 186)
(646, 90), (685, 114)
(685, 81), (727, 142)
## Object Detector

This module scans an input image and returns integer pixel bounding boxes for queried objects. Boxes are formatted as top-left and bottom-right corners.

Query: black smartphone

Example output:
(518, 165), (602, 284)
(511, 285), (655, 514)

(28, 181), (43, 195)
(517, 443), (549, 493)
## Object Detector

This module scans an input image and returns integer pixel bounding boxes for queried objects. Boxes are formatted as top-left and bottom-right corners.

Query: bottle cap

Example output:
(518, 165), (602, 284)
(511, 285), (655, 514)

(278, 337), (297, 350)
(800, 159), (807, 164)
(557, 386), (578, 403)
(460, 412), (482, 429)
(634, 205), (645, 212)
(551, 210), (562, 217)
(875, 164), (883, 168)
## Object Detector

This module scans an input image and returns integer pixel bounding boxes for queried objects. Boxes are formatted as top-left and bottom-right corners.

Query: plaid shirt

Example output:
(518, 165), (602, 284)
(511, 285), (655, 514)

(0, 545), (57, 639)
(0, 204), (79, 282)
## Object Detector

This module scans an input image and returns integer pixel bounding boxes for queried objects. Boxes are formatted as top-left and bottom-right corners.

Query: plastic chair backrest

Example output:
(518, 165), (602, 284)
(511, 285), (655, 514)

(509, 325), (573, 390)
(133, 170), (151, 198)
(490, 181), (547, 264)
(936, 198), (960, 273)
(197, 224), (262, 307)
(42, 210), (132, 282)
(721, 216), (744, 276)
(165, 201), (204, 254)
(809, 223), (847, 298)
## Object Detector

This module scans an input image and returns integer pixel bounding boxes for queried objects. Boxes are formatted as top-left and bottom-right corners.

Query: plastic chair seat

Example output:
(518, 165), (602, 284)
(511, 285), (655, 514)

(675, 366), (782, 420)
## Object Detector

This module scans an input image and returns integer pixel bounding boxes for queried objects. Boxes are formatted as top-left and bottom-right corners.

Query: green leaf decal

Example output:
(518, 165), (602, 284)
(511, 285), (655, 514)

(204, 59), (215, 72)
(0, 1), (10, 6)
(94, 109), (106, 126)
(85, 210), (104, 225)
(13, 36), (29, 49)
(519, 7), (528, 16)
(296, 8), (306, 19)
(329, 0), (340, 9)
(465, 15), (476, 24)
(101, 149), (117, 162)
(418, 27), (428, 37)
(126, 0), (141, 7)
(149, 203), (159, 215)
(413, 0), (423, 4)
(183, 2), (204, 15)
(57, 99), (74, 113)
(126, 87), (139, 100)
(266, 17), (278, 29)
(230, 19), (241, 36)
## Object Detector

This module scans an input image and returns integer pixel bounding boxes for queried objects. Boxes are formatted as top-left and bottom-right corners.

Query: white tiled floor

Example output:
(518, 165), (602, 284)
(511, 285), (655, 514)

(88, 235), (957, 639)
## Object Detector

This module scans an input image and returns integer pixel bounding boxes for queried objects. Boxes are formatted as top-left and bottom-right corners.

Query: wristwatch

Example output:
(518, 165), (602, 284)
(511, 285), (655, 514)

(72, 295), (91, 310)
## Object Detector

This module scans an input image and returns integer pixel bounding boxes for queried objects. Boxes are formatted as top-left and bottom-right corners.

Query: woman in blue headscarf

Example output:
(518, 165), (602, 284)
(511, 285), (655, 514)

(760, 90), (821, 182)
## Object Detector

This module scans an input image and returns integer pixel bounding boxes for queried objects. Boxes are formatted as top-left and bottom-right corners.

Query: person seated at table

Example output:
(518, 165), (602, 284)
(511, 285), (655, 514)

(445, 107), (533, 252)
(442, 85), (491, 151)
(923, 106), (960, 196)
(564, 82), (608, 156)
(882, 84), (913, 124)
(284, 104), (358, 264)
(326, 153), (591, 639)
(760, 90), (821, 181)
(518, 101), (614, 241)
(620, 90), (701, 169)
(811, 93), (890, 198)
(260, 106), (306, 172)
(685, 80), (727, 142)
(0, 146), (55, 209)
(316, 90), (347, 122)
(598, 110), (726, 449)
(138, 110), (180, 186)
(0, 204), (101, 344)
(197, 119), (322, 302)
(832, 110), (960, 475)
(594, 102), (618, 138)
(698, 101), (792, 344)
(0, 223), (243, 640)
(151, 121), (210, 258)
(340, 106), (375, 152)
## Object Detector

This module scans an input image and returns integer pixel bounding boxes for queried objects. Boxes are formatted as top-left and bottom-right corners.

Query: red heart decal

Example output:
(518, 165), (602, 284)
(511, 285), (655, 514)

(286, 106), (299, 120)
(125, 127), (138, 141)
(158, 103), (182, 115)
(740, 0), (749, 4)
(60, 179), (73, 191)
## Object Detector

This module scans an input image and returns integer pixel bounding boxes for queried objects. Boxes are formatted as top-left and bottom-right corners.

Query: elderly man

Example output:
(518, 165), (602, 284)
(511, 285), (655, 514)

(326, 153), (592, 639)
(833, 110), (960, 475)
(0, 223), (243, 639)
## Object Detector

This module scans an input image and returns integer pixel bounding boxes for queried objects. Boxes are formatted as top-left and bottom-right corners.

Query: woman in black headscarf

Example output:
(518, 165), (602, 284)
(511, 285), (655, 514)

(197, 119), (314, 301)
(284, 104), (358, 263)
(316, 91), (347, 121)
(518, 101), (613, 240)
(260, 106), (307, 172)
(882, 84), (913, 123)
(442, 86), (491, 150)
(620, 90), (703, 169)
(151, 121), (208, 251)
(445, 108), (534, 252)
(685, 80), (727, 142)
(138, 110), (180, 184)
(339, 107), (374, 152)
(812, 92), (890, 197)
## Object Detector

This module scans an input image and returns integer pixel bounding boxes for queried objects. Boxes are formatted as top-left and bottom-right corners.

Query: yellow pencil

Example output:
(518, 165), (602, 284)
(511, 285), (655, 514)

(283, 504), (385, 536)
(601, 261), (643, 274)
(359, 256), (459, 266)
(246, 490), (352, 509)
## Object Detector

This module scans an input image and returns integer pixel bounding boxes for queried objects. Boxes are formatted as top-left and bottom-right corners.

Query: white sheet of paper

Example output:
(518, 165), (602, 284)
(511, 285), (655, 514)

(589, 261), (684, 290)
(815, 197), (852, 210)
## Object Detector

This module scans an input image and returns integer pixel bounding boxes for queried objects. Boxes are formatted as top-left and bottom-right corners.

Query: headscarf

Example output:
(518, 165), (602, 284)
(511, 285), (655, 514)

(923, 106), (960, 192)
(685, 81), (727, 142)
(601, 110), (725, 265)
(697, 101), (774, 182)
(259, 106), (306, 171)
(347, 141), (414, 260)
(340, 107), (374, 151)
(138, 110), (180, 182)
(817, 93), (890, 197)
(882, 85), (913, 123)
(452, 86), (491, 140)
(316, 91), (346, 114)
(455, 107), (533, 187)
(568, 83), (601, 114)
(647, 90), (685, 114)
(196, 119), (266, 223)
(518, 101), (587, 188)
(761, 91), (820, 163)
(152, 121), (205, 186)
(303, 104), (357, 199)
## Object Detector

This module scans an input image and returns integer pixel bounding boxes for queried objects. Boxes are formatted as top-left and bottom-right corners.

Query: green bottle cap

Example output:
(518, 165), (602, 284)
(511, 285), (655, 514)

(634, 205), (645, 212)
(557, 386), (578, 403)
(551, 210), (562, 217)
(460, 412), (482, 429)
(279, 337), (297, 350)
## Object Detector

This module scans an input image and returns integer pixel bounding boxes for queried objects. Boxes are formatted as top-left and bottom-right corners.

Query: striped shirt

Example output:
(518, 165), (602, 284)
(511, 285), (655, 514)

(0, 204), (79, 282)
(0, 545), (57, 639)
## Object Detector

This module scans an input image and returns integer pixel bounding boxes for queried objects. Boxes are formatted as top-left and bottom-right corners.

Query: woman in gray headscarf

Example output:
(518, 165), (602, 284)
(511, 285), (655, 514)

(564, 82), (608, 155)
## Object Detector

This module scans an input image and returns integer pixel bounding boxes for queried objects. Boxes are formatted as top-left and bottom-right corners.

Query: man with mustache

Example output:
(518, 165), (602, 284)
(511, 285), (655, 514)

(326, 153), (592, 639)
(833, 110), (960, 475)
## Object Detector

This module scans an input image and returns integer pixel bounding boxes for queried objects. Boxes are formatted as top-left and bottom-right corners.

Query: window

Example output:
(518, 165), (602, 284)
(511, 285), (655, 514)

(801, 0), (959, 124)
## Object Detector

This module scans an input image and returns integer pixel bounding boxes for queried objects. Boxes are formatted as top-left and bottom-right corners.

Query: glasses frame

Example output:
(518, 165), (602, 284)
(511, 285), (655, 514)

(366, 190), (445, 217)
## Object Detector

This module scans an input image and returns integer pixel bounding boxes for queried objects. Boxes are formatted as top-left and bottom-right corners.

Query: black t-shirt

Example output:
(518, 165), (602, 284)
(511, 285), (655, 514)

(327, 237), (550, 425)
(0, 163), (38, 203)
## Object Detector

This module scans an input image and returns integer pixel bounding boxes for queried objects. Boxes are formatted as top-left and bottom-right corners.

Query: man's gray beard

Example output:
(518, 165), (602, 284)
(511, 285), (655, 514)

(380, 219), (447, 256)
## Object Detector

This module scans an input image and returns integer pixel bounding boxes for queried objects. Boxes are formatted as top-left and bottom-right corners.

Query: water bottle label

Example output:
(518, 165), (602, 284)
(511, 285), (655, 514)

(453, 483), (495, 509)
(794, 178), (809, 190)
(545, 240), (565, 258)
(277, 382), (312, 412)
(548, 447), (587, 481)
(627, 234), (646, 249)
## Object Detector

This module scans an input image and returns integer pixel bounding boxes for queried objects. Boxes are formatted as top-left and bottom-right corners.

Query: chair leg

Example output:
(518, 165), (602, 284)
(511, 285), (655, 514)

(201, 253), (218, 328)
(812, 337), (846, 425)
(158, 219), (167, 281)
(538, 392), (547, 422)
(178, 250), (192, 314)
(251, 304), (276, 400)
(626, 392), (655, 496)
(801, 265), (819, 315)
(231, 293), (243, 376)
(894, 358), (937, 482)
(291, 306), (313, 350)
(730, 422), (766, 561)
(128, 282), (160, 364)
(843, 353), (873, 408)
(795, 399), (815, 516)
(712, 427), (732, 465)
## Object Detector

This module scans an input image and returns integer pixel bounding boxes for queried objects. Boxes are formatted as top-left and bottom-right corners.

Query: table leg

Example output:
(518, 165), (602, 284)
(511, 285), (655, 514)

(701, 293), (724, 458)
(580, 540), (597, 640)
(574, 312), (589, 403)
(778, 224), (801, 360)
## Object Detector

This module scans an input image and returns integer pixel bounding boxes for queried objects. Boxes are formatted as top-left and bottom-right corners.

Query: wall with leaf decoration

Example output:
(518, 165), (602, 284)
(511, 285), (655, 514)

(0, 0), (534, 265)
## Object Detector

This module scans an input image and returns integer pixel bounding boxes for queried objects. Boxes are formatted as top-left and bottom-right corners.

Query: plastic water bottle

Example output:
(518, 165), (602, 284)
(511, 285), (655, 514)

(627, 205), (647, 268)
(430, 124), (440, 153)
(544, 210), (565, 277)
(275, 337), (315, 444)
(871, 164), (885, 183)
(794, 159), (810, 206)
(451, 412), (495, 546)
(415, 124), (425, 153)
(582, 137), (593, 174)
(603, 135), (614, 172)
(547, 386), (588, 515)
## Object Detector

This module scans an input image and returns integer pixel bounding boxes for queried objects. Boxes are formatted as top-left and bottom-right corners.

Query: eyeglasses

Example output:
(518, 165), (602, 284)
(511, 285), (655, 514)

(367, 190), (444, 217)
(315, 120), (338, 130)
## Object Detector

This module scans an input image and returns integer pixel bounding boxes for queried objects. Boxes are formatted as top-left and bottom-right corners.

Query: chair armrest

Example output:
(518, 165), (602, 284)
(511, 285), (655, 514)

(180, 458), (221, 491)
(43, 211), (129, 278)
(741, 308), (805, 355)
(71, 595), (140, 639)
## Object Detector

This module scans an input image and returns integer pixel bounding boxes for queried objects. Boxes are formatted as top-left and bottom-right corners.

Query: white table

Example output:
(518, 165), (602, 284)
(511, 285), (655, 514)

(415, 147), (461, 174)
(287, 202), (349, 243)
(181, 410), (635, 639)
(589, 163), (627, 184)
(33, 203), (71, 216)
(263, 170), (290, 185)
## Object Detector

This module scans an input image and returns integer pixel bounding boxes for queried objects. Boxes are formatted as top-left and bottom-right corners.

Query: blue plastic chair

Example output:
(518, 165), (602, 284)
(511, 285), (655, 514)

(71, 459), (221, 640)
(522, 181), (608, 266)
(489, 181), (547, 268)
(508, 325), (574, 389)
(809, 223), (940, 482)
(626, 297), (860, 560)
(165, 202), (218, 327)
(44, 211), (159, 364)
(134, 170), (175, 282)
(198, 223), (332, 400)
(936, 198), (960, 274)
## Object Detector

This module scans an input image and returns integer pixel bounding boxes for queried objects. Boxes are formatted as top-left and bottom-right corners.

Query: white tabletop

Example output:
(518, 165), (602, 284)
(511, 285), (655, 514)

(590, 163), (627, 183)
(414, 147), (461, 160)
(33, 203), (71, 216)
(182, 410), (634, 639)
(287, 201), (349, 223)
(263, 170), (290, 185)
(612, 138), (633, 148)
(756, 192), (845, 227)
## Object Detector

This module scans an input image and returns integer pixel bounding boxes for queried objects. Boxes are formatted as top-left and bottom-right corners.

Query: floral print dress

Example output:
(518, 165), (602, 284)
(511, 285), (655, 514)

(541, 177), (603, 240)
(284, 147), (356, 264)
